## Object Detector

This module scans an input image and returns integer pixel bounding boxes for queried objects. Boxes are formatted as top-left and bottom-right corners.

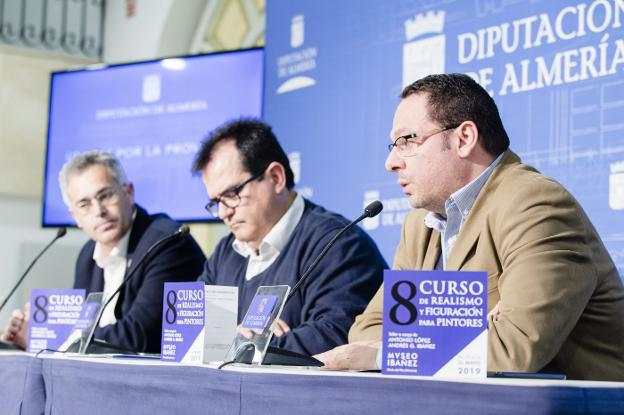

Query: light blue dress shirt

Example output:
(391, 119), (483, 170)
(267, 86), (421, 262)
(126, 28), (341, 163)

(423, 152), (504, 269)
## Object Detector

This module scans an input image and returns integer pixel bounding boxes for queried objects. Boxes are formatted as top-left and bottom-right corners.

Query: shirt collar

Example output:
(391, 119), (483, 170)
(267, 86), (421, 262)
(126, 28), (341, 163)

(424, 152), (505, 230)
(92, 210), (136, 267)
(232, 193), (305, 258)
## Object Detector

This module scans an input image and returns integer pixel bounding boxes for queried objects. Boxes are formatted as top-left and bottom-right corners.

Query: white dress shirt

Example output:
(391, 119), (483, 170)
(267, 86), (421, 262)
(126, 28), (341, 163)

(232, 193), (305, 280)
(92, 220), (133, 327)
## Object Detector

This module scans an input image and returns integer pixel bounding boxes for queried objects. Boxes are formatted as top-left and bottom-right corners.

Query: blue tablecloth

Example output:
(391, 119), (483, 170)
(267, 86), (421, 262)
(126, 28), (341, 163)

(0, 354), (45, 415)
(39, 358), (624, 415)
(2, 353), (624, 415)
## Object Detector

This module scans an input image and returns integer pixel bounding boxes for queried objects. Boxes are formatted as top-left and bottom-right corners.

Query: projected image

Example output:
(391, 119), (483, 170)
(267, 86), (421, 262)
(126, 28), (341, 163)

(43, 48), (264, 226)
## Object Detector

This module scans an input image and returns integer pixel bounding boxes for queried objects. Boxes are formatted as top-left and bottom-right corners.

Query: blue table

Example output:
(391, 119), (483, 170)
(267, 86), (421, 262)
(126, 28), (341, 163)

(0, 353), (45, 415)
(38, 357), (624, 415)
(2, 353), (624, 415)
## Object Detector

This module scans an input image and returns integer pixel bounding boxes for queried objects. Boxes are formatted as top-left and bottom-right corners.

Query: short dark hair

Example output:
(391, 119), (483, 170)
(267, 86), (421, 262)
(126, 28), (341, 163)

(401, 73), (510, 156)
(192, 118), (295, 189)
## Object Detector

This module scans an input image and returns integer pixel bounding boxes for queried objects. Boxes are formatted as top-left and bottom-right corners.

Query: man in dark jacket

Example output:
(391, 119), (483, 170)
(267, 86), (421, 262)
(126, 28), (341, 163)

(1, 150), (205, 353)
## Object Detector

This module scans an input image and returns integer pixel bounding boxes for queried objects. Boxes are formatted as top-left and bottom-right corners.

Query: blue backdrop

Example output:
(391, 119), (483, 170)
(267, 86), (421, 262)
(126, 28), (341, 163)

(264, 0), (624, 276)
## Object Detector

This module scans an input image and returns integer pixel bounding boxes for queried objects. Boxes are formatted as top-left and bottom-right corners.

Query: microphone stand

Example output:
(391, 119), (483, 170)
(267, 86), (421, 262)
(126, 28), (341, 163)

(68, 226), (190, 355)
(0, 228), (67, 350)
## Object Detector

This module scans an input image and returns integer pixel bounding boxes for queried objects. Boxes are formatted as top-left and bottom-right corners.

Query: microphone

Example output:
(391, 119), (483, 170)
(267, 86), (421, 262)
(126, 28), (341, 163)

(75, 225), (190, 354)
(233, 201), (384, 366)
(0, 227), (66, 350)
(363, 200), (383, 219)
(0, 227), (67, 313)
(285, 200), (383, 303)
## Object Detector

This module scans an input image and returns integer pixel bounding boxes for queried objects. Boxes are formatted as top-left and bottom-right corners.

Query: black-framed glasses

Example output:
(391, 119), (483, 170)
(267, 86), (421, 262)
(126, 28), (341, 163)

(387, 125), (459, 156)
(204, 171), (265, 217)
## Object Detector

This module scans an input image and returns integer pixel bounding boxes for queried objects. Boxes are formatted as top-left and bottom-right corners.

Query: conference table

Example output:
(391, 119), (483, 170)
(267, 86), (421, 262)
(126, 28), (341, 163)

(2, 351), (623, 415)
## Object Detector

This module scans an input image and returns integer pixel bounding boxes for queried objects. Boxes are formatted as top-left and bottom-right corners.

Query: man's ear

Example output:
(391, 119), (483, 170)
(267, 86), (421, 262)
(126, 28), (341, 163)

(265, 161), (287, 193)
(125, 182), (135, 203)
(455, 121), (480, 159)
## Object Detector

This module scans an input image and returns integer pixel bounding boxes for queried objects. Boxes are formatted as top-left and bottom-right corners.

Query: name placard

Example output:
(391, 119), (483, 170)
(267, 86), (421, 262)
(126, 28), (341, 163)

(224, 285), (289, 365)
(161, 282), (237, 364)
(27, 289), (85, 353)
(161, 281), (205, 363)
(63, 292), (104, 353)
(382, 270), (487, 378)
(202, 285), (238, 362)
(240, 295), (278, 330)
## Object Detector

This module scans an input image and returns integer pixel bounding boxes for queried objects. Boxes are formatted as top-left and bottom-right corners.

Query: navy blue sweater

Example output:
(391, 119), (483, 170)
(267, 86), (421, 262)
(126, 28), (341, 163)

(199, 199), (386, 355)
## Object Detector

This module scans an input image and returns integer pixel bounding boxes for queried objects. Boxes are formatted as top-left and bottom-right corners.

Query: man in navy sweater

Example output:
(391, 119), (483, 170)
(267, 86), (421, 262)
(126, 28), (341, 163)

(194, 119), (386, 356)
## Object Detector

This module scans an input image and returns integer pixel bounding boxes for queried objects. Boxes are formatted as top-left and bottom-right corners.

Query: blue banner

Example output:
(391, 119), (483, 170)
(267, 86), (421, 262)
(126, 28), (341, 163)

(265, 0), (624, 276)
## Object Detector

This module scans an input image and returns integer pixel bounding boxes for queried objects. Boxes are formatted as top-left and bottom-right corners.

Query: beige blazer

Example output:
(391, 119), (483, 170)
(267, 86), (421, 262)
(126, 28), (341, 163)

(350, 150), (624, 381)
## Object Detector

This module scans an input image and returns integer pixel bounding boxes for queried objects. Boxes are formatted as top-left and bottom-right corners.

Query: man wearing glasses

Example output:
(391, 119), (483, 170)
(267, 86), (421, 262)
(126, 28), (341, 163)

(193, 119), (386, 356)
(315, 74), (624, 381)
(1, 150), (205, 353)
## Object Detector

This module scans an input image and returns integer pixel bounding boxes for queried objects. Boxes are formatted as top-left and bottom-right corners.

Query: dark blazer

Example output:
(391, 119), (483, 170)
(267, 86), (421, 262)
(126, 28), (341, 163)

(73, 205), (205, 353)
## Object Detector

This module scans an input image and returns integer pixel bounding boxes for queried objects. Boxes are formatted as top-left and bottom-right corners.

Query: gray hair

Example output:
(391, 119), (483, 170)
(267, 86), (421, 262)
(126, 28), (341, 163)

(58, 150), (127, 206)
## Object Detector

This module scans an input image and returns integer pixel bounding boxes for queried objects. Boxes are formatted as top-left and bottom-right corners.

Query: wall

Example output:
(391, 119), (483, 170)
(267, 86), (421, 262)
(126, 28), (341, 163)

(103, 0), (206, 63)
(0, 46), (89, 196)
(0, 46), (90, 323)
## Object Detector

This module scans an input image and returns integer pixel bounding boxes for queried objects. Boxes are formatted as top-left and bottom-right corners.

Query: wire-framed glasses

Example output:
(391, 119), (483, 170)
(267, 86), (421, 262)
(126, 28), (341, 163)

(388, 125), (459, 156)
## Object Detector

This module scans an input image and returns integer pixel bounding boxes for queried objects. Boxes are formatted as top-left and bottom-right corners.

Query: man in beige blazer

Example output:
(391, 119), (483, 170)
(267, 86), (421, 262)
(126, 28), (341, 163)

(316, 74), (624, 381)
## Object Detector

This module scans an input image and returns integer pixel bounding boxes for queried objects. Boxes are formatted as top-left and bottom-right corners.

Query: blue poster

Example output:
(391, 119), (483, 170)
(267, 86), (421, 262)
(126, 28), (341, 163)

(265, 0), (624, 277)
(382, 270), (487, 377)
(161, 282), (205, 363)
(27, 289), (85, 353)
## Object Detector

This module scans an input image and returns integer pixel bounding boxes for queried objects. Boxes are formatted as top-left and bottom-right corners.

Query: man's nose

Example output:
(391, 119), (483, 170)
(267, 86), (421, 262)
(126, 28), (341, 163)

(92, 199), (108, 216)
(218, 202), (235, 221)
(385, 147), (405, 172)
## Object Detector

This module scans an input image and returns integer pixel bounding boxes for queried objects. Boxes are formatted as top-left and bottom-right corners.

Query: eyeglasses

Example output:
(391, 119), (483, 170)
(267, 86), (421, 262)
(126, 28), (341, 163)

(387, 125), (459, 156)
(74, 186), (123, 215)
(204, 171), (265, 217)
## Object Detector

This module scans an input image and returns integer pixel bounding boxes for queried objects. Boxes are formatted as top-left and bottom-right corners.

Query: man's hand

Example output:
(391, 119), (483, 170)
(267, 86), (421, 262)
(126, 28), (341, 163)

(236, 325), (256, 340)
(0, 303), (29, 350)
(271, 319), (290, 337)
(488, 301), (501, 322)
(314, 340), (381, 371)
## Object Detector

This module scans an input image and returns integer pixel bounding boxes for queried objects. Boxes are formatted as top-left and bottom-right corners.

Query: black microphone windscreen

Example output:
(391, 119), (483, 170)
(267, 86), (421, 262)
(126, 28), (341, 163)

(56, 227), (67, 238)
(364, 200), (383, 218)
